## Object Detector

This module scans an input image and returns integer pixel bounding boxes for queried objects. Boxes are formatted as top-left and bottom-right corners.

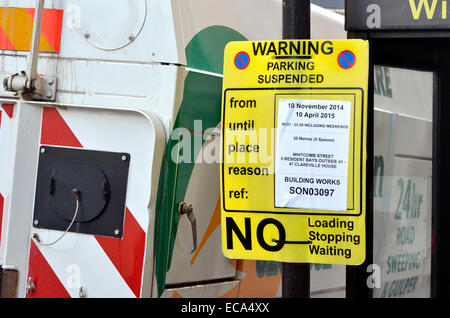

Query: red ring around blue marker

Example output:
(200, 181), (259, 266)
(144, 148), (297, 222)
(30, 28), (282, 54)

(338, 50), (356, 69)
(234, 51), (250, 70)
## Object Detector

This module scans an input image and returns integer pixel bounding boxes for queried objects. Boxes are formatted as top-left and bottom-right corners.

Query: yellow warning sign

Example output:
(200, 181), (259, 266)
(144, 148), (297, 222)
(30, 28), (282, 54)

(220, 40), (369, 265)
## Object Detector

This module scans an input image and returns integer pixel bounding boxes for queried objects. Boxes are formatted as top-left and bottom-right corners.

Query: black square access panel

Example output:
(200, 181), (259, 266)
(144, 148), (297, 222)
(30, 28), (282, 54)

(33, 146), (131, 238)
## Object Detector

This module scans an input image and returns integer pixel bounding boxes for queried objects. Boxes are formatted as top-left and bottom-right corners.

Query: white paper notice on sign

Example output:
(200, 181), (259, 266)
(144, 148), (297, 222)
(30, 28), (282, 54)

(275, 99), (352, 211)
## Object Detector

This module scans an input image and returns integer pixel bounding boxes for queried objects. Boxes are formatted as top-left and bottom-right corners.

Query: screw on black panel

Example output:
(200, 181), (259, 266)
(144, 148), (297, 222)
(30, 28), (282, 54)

(32, 233), (40, 243)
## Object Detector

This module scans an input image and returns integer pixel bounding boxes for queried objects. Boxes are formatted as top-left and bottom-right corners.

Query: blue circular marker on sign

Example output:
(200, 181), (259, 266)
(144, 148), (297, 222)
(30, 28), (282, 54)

(338, 50), (356, 69)
(234, 51), (250, 70)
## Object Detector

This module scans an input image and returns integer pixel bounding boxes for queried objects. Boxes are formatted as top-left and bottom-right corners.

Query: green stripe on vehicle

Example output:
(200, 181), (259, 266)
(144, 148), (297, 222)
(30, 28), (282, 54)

(186, 25), (247, 74)
(153, 25), (247, 297)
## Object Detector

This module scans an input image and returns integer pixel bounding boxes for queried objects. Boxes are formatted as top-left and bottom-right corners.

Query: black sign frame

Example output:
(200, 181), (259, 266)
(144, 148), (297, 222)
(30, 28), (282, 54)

(346, 0), (450, 32)
(346, 23), (450, 301)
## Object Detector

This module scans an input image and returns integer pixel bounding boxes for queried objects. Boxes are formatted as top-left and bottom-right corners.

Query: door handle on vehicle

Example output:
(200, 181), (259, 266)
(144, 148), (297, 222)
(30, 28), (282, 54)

(179, 202), (197, 254)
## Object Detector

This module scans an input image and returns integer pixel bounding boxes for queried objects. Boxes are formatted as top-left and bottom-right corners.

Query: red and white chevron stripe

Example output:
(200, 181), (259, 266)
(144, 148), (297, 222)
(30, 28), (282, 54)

(27, 106), (161, 298)
(0, 103), (14, 255)
(0, 108), (3, 247)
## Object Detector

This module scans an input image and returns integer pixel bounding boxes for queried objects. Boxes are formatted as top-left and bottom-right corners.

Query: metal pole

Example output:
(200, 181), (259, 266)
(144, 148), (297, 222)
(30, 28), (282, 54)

(283, 0), (310, 39)
(281, 0), (311, 299)
(3, 0), (45, 96)
(26, 0), (45, 94)
(345, 31), (373, 299)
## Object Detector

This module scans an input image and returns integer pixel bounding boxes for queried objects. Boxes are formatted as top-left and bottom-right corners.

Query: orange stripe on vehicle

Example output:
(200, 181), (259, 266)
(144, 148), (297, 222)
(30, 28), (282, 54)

(171, 291), (183, 298)
(0, 8), (63, 52)
(25, 8), (63, 52)
(220, 260), (282, 298)
(0, 23), (15, 50)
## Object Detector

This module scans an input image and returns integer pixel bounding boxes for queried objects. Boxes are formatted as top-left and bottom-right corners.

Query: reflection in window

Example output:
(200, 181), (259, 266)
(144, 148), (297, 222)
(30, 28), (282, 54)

(373, 66), (433, 298)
